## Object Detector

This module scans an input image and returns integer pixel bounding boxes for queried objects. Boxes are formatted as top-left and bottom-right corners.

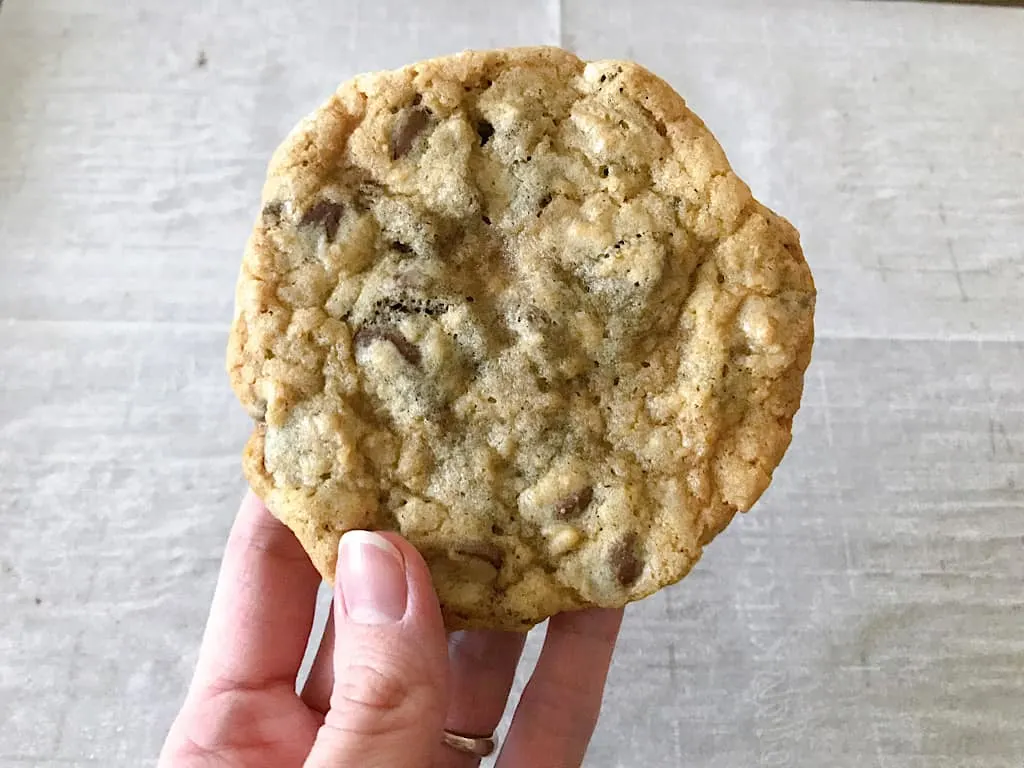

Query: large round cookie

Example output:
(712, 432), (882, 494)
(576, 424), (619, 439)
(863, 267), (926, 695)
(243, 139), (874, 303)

(228, 47), (815, 630)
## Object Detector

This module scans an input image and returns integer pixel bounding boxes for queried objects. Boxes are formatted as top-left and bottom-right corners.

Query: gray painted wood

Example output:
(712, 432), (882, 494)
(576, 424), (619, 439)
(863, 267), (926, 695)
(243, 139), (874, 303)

(1, 0), (1021, 765)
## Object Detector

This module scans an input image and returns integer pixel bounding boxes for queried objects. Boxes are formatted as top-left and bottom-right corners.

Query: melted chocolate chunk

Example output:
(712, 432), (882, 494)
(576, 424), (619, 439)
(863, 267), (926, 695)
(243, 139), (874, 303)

(477, 120), (494, 145)
(554, 486), (593, 520)
(353, 326), (421, 366)
(300, 200), (343, 240)
(609, 533), (642, 586)
(391, 105), (432, 160)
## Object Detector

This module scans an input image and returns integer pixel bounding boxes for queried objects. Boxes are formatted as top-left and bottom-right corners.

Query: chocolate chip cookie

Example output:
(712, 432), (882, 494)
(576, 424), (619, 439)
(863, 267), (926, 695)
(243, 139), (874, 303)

(227, 47), (815, 630)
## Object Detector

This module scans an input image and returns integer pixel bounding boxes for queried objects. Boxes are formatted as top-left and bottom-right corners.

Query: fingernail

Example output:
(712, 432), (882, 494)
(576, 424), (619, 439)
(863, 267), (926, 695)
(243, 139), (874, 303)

(338, 531), (408, 625)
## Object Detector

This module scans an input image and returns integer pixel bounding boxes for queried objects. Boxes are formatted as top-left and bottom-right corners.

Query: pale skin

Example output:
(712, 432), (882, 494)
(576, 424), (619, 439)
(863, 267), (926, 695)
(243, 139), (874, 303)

(159, 492), (624, 768)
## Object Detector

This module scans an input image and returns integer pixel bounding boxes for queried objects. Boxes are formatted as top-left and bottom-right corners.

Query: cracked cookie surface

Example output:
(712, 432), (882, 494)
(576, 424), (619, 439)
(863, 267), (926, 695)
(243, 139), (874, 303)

(227, 47), (815, 630)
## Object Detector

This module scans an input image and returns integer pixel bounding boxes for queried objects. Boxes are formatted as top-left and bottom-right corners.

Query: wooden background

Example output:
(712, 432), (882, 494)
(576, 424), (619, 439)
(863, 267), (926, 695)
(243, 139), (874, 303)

(1, 0), (1022, 765)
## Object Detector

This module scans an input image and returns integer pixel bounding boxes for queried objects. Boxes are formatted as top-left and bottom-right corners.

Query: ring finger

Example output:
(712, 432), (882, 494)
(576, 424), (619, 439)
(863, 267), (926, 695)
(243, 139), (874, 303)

(433, 629), (527, 767)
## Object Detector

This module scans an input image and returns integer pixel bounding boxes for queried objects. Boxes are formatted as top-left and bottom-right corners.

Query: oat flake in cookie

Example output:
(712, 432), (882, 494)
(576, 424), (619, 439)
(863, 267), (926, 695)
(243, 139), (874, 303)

(227, 47), (815, 631)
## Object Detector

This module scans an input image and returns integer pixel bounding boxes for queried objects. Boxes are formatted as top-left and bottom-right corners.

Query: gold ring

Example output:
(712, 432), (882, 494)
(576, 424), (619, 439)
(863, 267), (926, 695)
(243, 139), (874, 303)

(441, 729), (496, 757)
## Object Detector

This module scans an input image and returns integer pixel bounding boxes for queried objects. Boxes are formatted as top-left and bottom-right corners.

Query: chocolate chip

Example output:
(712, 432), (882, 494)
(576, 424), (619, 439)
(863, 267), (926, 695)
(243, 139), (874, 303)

(353, 326), (421, 366)
(261, 200), (283, 225)
(391, 105), (431, 160)
(300, 200), (343, 240)
(391, 241), (413, 254)
(609, 533), (642, 586)
(456, 541), (504, 570)
(554, 486), (593, 520)
(477, 120), (494, 145)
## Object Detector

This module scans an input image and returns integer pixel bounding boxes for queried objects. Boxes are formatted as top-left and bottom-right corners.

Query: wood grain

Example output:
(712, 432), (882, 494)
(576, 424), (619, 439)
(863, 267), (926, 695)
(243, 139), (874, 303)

(1, 0), (1022, 766)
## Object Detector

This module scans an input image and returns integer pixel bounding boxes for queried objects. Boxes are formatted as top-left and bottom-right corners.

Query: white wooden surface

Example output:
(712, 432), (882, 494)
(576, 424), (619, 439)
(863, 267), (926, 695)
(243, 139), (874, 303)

(1, 0), (1023, 765)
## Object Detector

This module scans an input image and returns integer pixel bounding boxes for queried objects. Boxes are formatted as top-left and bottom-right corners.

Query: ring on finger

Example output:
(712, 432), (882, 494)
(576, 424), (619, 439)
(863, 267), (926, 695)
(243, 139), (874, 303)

(441, 729), (496, 757)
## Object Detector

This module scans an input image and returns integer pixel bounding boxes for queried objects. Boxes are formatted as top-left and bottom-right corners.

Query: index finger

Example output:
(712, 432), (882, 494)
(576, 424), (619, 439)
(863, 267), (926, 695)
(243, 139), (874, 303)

(496, 607), (624, 768)
(192, 491), (322, 691)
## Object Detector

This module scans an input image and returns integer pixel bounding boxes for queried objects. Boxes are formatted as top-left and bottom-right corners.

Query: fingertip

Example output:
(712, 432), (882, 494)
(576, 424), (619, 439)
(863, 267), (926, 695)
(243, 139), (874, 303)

(383, 534), (445, 632)
(373, 531), (428, 572)
(338, 530), (404, 564)
(549, 606), (625, 643)
(332, 530), (443, 634)
(336, 531), (409, 625)
(226, 488), (309, 565)
(349, 532), (437, 598)
(235, 488), (268, 525)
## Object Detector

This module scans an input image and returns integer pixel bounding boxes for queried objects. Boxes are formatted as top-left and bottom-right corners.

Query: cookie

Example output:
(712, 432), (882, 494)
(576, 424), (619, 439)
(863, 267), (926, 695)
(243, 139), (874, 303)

(227, 47), (815, 630)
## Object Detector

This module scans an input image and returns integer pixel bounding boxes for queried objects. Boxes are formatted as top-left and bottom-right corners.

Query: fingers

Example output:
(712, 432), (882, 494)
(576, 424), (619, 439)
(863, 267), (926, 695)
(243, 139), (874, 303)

(496, 608), (624, 768)
(192, 491), (322, 691)
(304, 531), (448, 768)
(433, 629), (527, 767)
(300, 603), (335, 715)
(305, 585), (525, 768)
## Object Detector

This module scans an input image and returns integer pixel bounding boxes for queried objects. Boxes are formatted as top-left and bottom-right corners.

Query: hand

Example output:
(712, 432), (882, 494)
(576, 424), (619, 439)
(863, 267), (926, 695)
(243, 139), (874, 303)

(159, 492), (623, 768)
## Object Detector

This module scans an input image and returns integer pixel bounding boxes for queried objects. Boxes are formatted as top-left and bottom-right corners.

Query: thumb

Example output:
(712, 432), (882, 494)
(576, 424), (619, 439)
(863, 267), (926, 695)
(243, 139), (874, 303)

(305, 531), (448, 768)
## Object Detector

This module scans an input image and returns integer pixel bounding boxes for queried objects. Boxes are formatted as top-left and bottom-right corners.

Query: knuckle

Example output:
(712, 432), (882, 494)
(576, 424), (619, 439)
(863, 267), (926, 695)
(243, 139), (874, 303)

(328, 662), (430, 737)
(338, 664), (409, 713)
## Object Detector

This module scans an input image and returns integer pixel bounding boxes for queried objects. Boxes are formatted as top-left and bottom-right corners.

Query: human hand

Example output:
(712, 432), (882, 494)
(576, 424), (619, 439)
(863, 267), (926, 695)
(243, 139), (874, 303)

(159, 492), (623, 768)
